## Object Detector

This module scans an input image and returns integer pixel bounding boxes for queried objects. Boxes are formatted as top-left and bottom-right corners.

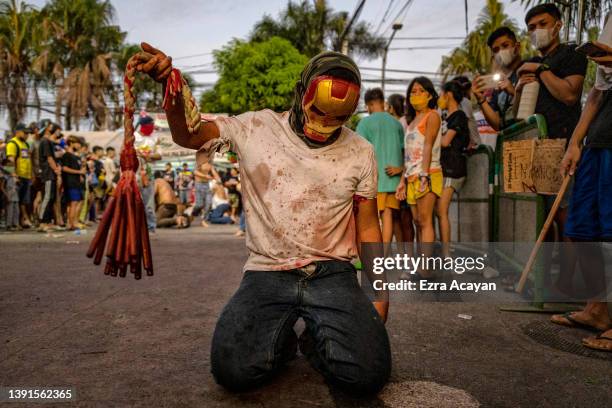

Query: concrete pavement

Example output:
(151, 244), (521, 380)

(0, 225), (610, 407)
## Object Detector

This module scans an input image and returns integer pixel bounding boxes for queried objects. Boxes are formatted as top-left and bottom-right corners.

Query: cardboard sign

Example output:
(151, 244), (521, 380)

(502, 139), (566, 194)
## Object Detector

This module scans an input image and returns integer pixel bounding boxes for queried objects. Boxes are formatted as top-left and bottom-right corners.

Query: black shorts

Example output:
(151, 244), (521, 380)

(17, 178), (32, 205)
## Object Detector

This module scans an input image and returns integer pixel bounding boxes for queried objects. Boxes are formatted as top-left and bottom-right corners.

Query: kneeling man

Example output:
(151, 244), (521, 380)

(136, 44), (391, 396)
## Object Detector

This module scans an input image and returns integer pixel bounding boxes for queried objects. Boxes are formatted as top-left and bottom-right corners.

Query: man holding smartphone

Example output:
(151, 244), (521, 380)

(473, 27), (523, 131)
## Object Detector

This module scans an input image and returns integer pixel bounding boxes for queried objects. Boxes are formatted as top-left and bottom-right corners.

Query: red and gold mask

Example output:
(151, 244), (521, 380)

(301, 75), (360, 142)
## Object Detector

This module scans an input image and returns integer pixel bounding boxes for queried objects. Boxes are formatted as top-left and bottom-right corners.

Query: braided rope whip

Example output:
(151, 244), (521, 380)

(86, 55), (154, 279)
(162, 68), (201, 134)
(87, 54), (202, 279)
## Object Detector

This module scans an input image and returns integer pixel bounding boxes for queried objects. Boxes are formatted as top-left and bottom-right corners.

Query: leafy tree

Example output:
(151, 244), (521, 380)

(200, 37), (308, 114)
(0, 0), (42, 129)
(440, 0), (534, 77)
(33, 0), (125, 130)
(250, 0), (385, 59)
(111, 43), (195, 129)
(584, 26), (601, 92)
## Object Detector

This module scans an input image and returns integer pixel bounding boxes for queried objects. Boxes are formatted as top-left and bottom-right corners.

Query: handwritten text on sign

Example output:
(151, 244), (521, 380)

(503, 139), (566, 194)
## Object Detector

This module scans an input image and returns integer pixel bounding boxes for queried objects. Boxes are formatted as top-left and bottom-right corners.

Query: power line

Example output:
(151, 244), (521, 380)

(172, 52), (212, 61)
(389, 36), (466, 40)
(337, 0), (367, 50)
(371, 0), (389, 32)
(181, 69), (217, 75)
(381, 0), (414, 35)
(375, 0), (395, 34)
(177, 62), (213, 70)
(359, 66), (442, 76)
(389, 45), (457, 50)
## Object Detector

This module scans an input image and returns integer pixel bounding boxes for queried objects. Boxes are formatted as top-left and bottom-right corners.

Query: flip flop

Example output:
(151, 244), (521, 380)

(582, 332), (612, 352)
(550, 312), (607, 332)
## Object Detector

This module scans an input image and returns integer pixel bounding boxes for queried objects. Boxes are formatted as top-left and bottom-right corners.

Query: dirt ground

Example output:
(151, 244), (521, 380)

(0, 225), (610, 407)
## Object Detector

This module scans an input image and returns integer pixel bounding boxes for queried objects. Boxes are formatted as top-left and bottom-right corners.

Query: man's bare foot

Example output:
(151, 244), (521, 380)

(582, 329), (612, 352)
(234, 230), (245, 237)
(551, 311), (612, 332)
(201, 220), (209, 228)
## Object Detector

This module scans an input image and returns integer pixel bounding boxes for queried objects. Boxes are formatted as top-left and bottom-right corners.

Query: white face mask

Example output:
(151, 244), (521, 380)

(494, 48), (516, 67)
(530, 24), (559, 50)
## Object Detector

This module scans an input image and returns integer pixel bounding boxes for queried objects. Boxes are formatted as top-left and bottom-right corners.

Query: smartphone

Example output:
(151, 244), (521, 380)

(478, 73), (503, 90)
(576, 41), (608, 58)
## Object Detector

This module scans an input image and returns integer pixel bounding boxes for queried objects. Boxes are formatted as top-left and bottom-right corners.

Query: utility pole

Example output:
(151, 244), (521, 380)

(558, 0), (572, 42)
(576, 0), (586, 44)
(337, 0), (367, 53)
(382, 22), (403, 95)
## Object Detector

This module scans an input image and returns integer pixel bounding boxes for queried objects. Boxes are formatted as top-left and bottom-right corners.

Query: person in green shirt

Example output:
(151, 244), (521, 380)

(356, 88), (405, 248)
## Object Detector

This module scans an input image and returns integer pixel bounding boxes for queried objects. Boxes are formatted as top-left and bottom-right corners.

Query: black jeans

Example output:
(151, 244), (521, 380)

(210, 260), (391, 396)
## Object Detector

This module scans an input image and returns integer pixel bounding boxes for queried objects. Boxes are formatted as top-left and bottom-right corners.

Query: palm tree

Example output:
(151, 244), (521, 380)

(440, 0), (532, 77)
(0, 0), (41, 129)
(33, 0), (124, 130)
(250, 0), (385, 59)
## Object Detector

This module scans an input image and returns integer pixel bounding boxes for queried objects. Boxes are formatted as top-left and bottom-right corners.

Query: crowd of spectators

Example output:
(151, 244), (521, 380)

(356, 3), (612, 352)
(0, 123), (245, 237)
(0, 120), (118, 232)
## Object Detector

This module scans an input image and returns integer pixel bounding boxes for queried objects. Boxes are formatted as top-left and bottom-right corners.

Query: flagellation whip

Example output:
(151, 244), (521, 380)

(87, 52), (201, 279)
(515, 174), (572, 293)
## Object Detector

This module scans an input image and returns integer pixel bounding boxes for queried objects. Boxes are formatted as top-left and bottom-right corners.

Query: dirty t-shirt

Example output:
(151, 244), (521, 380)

(202, 109), (378, 272)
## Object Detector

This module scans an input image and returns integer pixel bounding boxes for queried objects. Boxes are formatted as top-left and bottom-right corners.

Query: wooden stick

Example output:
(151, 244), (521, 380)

(515, 174), (572, 293)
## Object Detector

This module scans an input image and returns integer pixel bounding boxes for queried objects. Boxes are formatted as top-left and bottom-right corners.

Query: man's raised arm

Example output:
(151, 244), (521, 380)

(133, 42), (219, 150)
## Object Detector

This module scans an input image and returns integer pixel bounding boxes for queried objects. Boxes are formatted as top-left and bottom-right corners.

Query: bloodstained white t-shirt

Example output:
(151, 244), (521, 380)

(200, 109), (377, 272)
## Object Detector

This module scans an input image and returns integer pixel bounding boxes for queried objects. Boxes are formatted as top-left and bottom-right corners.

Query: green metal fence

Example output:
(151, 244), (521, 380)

(494, 114), (548, 306)
(450, 145), (495, 246)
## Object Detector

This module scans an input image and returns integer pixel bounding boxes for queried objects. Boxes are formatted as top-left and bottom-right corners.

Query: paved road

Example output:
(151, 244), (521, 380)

(0, 226), (610, 407)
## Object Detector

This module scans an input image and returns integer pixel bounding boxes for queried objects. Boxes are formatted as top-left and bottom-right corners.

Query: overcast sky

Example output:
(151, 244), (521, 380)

(4, 0), (531, 131)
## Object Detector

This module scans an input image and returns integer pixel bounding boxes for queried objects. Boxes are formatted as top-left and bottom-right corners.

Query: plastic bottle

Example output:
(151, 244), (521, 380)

(516, 81), (540, 120)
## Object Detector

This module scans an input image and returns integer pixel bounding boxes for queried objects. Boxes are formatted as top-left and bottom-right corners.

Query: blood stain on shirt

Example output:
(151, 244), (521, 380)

(251, 163), (271, 192)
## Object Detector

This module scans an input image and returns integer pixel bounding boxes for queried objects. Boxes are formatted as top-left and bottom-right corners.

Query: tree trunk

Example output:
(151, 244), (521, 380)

(64, 105), (72, 130)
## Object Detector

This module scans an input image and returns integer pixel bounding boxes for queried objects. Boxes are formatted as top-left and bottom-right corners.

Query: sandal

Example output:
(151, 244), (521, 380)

(550, 312), (609, 332)
(582, 332), (612, 352)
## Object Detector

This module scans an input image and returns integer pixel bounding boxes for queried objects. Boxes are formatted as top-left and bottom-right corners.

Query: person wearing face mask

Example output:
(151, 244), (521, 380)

(395, 77), (442, 278)
(515, 3), (585, 292)
(473, 27), (523, 131)
(515, 3), (587, 141)
(133, 44), (390, 395)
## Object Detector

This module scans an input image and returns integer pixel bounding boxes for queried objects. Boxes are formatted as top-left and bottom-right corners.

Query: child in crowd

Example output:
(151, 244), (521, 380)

(396, 77), (442, 278)
(1, 159), (20, 231)
(61, 136), (86, 230)
(386, 93), (415, 253)
(453, 76), (481, 148)
(437, 80), (470, 257)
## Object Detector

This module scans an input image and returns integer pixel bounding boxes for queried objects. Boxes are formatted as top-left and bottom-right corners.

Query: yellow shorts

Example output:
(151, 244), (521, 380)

(407, 171), (443, 205)
(377, 192), (400, 211)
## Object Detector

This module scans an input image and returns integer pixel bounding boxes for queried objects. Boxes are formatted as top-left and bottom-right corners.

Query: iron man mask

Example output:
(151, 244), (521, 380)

(301, 75), (360, 142)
